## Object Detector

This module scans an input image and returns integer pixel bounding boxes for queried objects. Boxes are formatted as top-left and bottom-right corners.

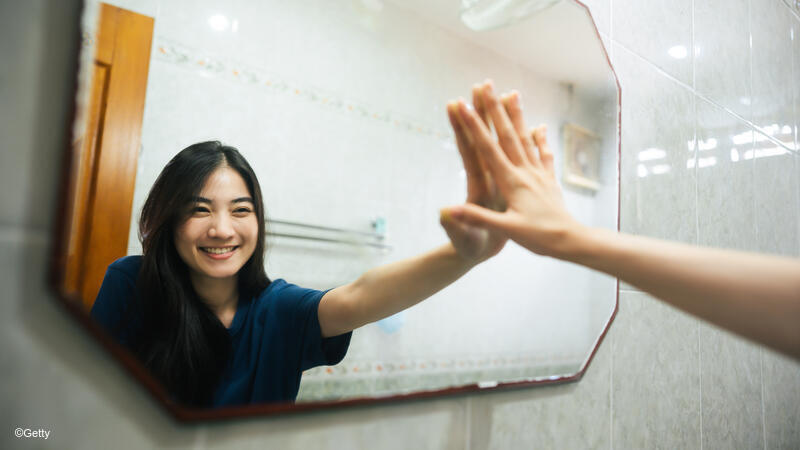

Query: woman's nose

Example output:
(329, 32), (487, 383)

(208, 213), (235, 239)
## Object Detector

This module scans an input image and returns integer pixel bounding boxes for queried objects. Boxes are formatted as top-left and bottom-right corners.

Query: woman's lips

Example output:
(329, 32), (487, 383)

(200, 246), (238, 260)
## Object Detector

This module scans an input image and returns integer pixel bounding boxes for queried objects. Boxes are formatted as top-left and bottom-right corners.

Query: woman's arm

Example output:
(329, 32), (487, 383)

(443, 80), (800, 360)
(318, 243), (475, 337)
(571, 228), (800, 359)
(318, 86), (509, 338)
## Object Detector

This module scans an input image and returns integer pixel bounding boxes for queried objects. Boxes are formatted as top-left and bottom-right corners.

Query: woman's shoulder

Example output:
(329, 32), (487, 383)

(107, 255), (143, 281)
(253, 279), (326, 309)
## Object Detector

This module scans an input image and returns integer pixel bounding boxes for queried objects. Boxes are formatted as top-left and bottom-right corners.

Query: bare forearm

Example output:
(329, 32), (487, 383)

(349, 243), (475, 327)
(566, 226), (800, 359)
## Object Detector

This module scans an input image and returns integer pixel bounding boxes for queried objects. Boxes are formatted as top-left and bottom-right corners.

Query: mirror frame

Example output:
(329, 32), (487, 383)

(49, 0), (621, 422)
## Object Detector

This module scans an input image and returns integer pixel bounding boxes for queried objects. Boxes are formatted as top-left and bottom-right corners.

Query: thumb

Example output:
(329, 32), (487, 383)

(441, 204), (509, 233)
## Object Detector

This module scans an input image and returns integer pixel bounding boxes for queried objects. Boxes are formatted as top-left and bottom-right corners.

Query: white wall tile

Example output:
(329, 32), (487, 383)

(610, 291), (701, 449)
(696, 97), (757, 250)
(695, 0), (752, 120)
(0, 238), (202, 450)
(699, 324), (764, 450)
(612, 0), (693, 85)
(465, 334), (611, 450)
(761, 348), (800, 450)
(200, 398), (467, 450)
(614, 44), (697, 245)
(751, 0), (795, 149)
(754, 148), (800, 256)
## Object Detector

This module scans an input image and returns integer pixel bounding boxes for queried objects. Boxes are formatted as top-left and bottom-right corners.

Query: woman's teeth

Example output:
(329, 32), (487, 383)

(201, 246), (237, 254)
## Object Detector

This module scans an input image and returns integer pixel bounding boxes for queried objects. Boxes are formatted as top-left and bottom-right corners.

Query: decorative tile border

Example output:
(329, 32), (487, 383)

(151, 36), (453, 141)
(301, 351), (586, 380)
(296, 353), (583, 401)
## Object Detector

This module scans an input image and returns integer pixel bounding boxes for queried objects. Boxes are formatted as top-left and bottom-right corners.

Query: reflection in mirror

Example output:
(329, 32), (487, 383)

(61, 0), (619, 412)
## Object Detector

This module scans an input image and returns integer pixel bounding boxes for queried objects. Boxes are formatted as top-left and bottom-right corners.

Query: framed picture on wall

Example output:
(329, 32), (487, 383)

(562, 123), (601, 191)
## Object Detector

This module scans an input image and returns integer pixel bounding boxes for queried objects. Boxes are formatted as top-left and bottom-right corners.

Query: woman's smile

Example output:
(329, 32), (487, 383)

(200, 245), (240, 259)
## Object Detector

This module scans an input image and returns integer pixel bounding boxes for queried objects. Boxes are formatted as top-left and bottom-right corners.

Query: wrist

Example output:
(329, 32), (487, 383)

(555, 222), (597, 263)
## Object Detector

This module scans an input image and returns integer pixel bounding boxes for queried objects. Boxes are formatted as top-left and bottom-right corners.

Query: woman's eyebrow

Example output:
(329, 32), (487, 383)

(190, 196), (252, 204)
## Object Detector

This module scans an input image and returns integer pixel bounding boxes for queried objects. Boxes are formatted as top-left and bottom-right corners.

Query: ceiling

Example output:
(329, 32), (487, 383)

(383, 0), (616, 94)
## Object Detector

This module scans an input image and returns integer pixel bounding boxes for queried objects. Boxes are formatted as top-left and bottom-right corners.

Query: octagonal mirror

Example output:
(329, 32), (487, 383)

(54, 0), (620, 420)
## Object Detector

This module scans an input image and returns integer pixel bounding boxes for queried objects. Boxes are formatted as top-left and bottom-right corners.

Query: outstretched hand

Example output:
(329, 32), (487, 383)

(439, 84), (508, 263)
(442, 80), (584, 259)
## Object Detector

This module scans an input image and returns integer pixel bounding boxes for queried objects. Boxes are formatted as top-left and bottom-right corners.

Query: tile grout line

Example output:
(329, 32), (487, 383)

(692, 4), (704, 448)
(747, 4), (767, 447)
(465, 397), (472, 450)
(610, 39), (798, 155)
(609, 1), (614, 448)
(760, 348), (767, 450)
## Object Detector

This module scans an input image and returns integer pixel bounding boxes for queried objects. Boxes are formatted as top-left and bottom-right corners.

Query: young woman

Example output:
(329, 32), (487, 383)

(91, 140), (506, 407)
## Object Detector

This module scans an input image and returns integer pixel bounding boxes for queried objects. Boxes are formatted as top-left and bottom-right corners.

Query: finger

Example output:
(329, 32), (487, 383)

(442, 204), (510, 233)
(531, 124), (555, 174)
(480, 81), (527, 166)
(472, 84), (491, 132)
(502, 91), (539, 167)
(447, 101), (487, 202)
(457, 100), (518, 194)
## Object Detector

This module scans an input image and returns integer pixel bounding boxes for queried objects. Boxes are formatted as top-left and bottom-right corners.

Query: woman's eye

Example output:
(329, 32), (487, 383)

(192, 206), (210, 214)
(234, 208), (252, 215)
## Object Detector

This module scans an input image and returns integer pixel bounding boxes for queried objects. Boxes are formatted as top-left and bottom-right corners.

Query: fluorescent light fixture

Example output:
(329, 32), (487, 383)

(637, 164), (648, 178)
(668, 45), (687, 59)
(208, 14), (229, 31)
(697, 156), (717, 168)
(730, 148), (739, 162)
(638, 147), (666, 161)
(651, 164), (671, 175)
(698, 138), (717, 151)
(461, 0), (563, 31)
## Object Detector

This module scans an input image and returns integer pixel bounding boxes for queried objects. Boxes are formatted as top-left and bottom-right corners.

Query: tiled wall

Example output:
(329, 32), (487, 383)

(1, 1), (798, 450)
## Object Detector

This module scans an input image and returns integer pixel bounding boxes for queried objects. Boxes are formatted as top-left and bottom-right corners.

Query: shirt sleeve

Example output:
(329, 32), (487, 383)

(277, 283), (352, 371)
(90, 263), (139, 347)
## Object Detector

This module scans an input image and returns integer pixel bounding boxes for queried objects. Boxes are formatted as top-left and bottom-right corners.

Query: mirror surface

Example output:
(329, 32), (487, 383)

(66, 0), (619, 409)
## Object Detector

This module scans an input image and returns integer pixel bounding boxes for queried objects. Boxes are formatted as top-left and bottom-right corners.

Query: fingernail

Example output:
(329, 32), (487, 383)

(440, 208), (451, 221)
(512, 90), (521, 105)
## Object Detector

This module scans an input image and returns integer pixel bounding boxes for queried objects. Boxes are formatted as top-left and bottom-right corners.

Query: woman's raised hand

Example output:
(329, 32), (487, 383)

(439, 83), (509, 263)
(442, 80), (585, 259)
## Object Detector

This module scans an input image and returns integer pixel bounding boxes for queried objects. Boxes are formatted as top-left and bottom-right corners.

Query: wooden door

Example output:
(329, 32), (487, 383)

(64, 4), (153, 309)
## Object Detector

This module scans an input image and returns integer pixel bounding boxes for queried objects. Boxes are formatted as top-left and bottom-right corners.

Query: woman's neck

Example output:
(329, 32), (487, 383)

(189, 273), (239, 317)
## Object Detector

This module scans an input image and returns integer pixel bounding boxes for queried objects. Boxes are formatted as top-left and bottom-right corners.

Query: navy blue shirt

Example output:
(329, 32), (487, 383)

(90, 256), (351, 407)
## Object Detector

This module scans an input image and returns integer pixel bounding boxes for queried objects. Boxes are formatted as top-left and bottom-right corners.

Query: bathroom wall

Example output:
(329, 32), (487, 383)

(1, 1), (799, 450)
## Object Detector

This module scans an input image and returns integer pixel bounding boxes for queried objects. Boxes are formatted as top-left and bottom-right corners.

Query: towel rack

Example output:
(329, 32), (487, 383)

(266, 218), (391, 251)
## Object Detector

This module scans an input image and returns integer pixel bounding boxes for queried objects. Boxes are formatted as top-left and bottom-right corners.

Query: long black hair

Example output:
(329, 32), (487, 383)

(134, 141), (269, 407)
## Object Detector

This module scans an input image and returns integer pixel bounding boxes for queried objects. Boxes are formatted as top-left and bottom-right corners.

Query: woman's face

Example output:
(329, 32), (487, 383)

(174, 167), (259, 282)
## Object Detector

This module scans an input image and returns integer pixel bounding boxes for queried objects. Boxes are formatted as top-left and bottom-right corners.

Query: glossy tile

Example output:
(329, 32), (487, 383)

(612, 0), (693, 86)
(699, 323), (764, 450)
(200, 398), (467, 450)
(611, 291), (701, 449)
(0, 237), (200, 450)
(794, 18), (800, 152)
(0, 0), (76, 230)
(614, 43), (697, 244)
(696, 97), (757, 251)
(694, 0), (752, 121)
(754, 146), (800, 256)
(751, 0), (795, 150)
(466, 333), (611, 449)
(761, 348), (800, 450)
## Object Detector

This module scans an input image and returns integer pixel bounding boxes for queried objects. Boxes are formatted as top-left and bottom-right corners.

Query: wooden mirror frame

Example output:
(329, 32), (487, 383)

(49, 0), (621, 423)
